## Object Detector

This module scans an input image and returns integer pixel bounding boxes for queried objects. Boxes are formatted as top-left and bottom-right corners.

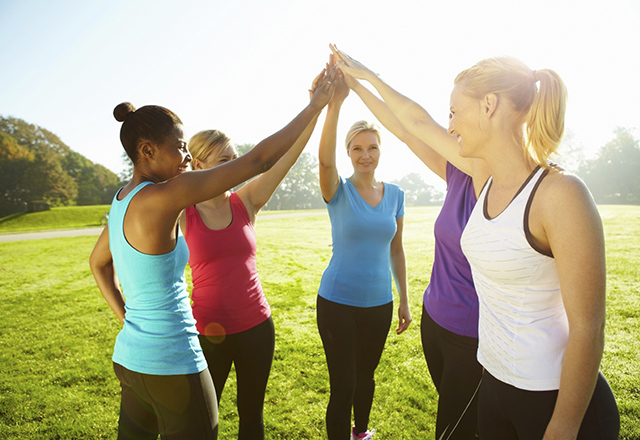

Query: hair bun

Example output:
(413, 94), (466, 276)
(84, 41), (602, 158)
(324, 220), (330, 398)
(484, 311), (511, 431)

(113, 102), (136, 122)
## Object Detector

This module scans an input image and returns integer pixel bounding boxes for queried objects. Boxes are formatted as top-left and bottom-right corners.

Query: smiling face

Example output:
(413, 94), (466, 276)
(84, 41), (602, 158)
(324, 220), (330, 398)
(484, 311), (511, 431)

(448, 84), (485, 158)
(194, 143), (238, 170)
(347, 130), (380, 173)
(153, 125), (191, 180)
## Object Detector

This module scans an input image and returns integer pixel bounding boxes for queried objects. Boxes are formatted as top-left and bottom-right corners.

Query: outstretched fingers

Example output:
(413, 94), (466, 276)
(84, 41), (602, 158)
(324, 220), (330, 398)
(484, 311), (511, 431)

(309, 65), (339, 109)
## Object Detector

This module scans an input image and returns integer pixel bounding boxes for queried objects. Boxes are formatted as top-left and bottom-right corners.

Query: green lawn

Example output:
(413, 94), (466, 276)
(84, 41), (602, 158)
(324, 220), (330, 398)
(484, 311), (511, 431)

(0, 205), (638, 439)
(0, 206), (111, 232)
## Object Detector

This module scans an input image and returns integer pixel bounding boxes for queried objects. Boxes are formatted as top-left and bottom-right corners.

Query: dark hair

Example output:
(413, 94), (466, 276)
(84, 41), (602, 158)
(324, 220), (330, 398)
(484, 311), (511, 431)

(113, 102), (183, 163)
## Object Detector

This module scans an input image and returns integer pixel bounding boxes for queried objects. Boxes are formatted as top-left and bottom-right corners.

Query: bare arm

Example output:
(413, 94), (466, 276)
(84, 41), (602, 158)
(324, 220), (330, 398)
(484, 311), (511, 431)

(347, 76), (447, 180)
(318, 73), (349, 202)
(538, 174), (606, 440)
(331, 44), (478, 176)
(148, 69), (338, 221)
(89, 226), (126, 324)
(390, 215), (411, 334)
(238, 71), (325, 222)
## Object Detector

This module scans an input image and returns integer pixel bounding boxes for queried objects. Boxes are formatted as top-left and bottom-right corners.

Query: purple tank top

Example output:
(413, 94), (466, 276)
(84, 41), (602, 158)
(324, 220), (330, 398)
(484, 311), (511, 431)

(423, 162), (479, 338)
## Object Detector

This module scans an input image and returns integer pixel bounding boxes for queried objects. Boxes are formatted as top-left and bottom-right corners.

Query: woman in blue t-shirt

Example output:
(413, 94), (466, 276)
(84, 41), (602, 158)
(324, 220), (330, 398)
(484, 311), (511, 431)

(88, 69), (336, 440)
(316, 70), (411, 440)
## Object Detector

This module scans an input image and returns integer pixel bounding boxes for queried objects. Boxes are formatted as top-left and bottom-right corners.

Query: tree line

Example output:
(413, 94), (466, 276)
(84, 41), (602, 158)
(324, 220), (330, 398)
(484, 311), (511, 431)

(1, 115), (639, 219)
(0, 117), (120, 217)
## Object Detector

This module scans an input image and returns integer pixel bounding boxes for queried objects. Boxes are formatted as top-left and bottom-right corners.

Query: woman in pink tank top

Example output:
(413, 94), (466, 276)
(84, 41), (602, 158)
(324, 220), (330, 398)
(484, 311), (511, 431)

(179, 71), (327, 440)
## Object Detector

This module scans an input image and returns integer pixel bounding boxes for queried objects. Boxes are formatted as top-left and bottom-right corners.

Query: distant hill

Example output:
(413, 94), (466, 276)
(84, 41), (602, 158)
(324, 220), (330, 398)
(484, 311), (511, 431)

(0, 116), (121, 217)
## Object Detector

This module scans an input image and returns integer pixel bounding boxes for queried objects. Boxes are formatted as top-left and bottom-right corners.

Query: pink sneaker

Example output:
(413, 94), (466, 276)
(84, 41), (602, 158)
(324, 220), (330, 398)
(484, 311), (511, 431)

(352, 426), (376, 439)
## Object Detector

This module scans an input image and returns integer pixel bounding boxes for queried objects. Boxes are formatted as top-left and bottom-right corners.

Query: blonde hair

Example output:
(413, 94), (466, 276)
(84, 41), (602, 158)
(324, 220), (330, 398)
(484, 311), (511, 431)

(454, 56), (568, 168)
(345, 120), (381, 150)
(187, 129), (232, 170)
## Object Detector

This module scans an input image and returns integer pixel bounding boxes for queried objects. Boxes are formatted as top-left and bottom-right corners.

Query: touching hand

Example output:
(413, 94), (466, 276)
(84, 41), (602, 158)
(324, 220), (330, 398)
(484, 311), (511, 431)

(309, 68), (327, 99)
(309, 66), (339, 110)
(330, 43), (375, 81)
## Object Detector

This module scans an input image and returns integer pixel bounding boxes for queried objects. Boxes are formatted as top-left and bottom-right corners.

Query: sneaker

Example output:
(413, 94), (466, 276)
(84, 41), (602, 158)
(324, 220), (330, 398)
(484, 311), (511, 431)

(352, 426), (376, 440)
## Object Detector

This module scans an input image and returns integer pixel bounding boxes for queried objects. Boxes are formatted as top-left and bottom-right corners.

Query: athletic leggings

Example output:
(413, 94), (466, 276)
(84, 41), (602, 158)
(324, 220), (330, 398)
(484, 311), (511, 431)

(478, 370), (620, 440)
(113, 363), (218, 440)
(198, 316), (275, 440)
(421, 307), (482, 440)
(316, 295), (393, 440)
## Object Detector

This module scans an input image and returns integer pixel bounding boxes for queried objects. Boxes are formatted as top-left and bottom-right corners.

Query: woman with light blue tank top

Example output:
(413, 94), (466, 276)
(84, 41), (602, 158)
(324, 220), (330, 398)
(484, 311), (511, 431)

(316, 66), (411, 440)
(89, 72), (336, 440)
(332, 43), (491, 440)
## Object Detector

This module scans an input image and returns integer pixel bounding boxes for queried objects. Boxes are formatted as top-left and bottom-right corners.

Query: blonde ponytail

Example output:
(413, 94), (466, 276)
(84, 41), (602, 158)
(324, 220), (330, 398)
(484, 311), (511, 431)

(525, 69), (568, 167)
(454, 56), (567, 168)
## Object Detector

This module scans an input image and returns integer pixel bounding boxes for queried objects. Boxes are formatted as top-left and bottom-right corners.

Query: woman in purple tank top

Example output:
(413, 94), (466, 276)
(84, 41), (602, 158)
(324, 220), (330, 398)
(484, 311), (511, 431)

(333, 46), (619, 439)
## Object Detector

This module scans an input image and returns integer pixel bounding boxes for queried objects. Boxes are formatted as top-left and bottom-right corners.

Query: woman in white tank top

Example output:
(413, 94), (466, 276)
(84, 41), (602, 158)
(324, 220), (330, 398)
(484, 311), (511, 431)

(450, 58), (619, 439)
(335, 52), (619, 439)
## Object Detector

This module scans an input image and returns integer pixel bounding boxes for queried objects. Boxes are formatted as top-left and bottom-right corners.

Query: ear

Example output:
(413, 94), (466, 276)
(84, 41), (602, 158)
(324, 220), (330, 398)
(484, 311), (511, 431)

(139, 141), (154, 161)
(192, 158), (203, 170)
(483, 93), (499, 118)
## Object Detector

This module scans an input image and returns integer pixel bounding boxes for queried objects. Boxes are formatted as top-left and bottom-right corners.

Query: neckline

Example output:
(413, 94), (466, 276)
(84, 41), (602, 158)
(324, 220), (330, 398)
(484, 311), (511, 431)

(346, 177), (386, 208)
(482, 166), (541, 220)
(193, 193), (235, 232)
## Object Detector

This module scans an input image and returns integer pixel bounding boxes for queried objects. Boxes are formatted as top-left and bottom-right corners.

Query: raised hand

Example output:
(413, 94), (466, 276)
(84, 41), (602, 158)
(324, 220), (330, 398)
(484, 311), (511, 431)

(309, 66), (339, 110)
(329, 43), (375, 81)
(309, 68), (327, 99)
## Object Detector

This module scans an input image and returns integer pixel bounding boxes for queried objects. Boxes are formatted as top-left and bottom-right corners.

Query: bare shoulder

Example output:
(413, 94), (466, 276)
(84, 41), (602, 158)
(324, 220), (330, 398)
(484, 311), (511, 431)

(533, 168), (601, 233)
(537, 169), (595, 208)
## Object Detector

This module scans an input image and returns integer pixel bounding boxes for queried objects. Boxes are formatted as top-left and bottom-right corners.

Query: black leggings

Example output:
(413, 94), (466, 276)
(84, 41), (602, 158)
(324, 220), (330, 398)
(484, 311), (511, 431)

(198, 316), (275, 440)
(113, 363), (218, 440)
(478, 370), (619, 440)
(317, 296), (393, 440)
(421, 307), (483, 440)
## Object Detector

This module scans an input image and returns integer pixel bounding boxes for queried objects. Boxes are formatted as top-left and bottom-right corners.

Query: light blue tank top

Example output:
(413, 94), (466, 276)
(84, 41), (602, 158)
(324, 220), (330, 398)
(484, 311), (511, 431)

(108, 181), (207, 375)
(318, 177), (404, 307)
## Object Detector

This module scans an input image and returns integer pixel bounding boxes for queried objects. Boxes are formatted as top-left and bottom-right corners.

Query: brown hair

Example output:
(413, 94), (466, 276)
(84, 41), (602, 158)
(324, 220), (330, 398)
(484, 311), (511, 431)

(113, 102), (183, 164)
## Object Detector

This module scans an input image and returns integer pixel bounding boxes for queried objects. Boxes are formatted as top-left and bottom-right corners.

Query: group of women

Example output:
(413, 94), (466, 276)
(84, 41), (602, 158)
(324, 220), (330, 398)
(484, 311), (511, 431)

(90, 46), (620, 440)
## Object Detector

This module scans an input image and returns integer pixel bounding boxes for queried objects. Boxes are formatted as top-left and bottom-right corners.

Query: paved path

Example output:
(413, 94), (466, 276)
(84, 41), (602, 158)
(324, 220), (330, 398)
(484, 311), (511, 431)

(0, 210), (327, 243)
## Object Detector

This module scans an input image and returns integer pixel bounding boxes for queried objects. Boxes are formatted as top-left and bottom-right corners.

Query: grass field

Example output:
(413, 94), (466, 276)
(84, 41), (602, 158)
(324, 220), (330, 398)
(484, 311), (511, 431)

(0, 205), (638, 439)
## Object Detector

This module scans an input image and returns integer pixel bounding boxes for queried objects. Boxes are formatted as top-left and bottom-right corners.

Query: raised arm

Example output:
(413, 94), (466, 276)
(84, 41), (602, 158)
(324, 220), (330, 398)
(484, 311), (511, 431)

(151, 68), (338, 217)
(318, 70), (349, 202)
(89, 226), (126, 324)
(331, 44), (478, 177)
(345, 75), (447, 181)
(238, 70), (325, 222)
(538, 174), (607, 439)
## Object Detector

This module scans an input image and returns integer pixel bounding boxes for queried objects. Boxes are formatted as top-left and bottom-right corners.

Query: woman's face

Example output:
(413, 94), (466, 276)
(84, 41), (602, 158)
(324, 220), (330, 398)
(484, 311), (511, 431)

(154, 125), (191, 180)
(448, 84), (485, 158)
(348, 131), (380, 174)
(196, 144), (238, 170)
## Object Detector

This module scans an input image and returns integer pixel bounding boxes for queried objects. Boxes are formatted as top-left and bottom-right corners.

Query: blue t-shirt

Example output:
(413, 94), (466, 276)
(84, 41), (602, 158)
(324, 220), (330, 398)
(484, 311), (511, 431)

(108, 181), (207, 375)
(318, 177), (404, 307)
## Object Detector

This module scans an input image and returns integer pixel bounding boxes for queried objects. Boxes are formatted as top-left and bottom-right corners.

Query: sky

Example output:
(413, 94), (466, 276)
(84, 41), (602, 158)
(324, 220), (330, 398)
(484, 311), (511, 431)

(1, 0), (639, 191)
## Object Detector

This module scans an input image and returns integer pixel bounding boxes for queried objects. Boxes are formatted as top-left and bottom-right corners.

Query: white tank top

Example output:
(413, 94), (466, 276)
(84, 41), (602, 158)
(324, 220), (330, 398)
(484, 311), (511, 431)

(461, 166), (567, 391)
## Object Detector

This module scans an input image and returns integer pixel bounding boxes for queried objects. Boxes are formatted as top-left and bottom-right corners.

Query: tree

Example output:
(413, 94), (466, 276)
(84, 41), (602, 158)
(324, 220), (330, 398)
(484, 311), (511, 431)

(555, 129), (587, 173)
(579, 127), (640, 204)
(0, 132), (34, 216)
(0, 116), (121, 215)
(266, 152), (324, 210)
(391, 172), (444, 206)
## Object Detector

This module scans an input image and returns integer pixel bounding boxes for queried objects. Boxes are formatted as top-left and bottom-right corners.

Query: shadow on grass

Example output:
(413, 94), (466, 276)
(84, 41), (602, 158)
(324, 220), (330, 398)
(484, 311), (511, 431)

(0, 211), (25, 224)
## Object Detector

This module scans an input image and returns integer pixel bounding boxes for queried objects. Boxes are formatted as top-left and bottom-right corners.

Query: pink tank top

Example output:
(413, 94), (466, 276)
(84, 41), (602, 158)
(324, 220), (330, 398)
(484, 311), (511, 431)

(185, 192), (270, 336)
